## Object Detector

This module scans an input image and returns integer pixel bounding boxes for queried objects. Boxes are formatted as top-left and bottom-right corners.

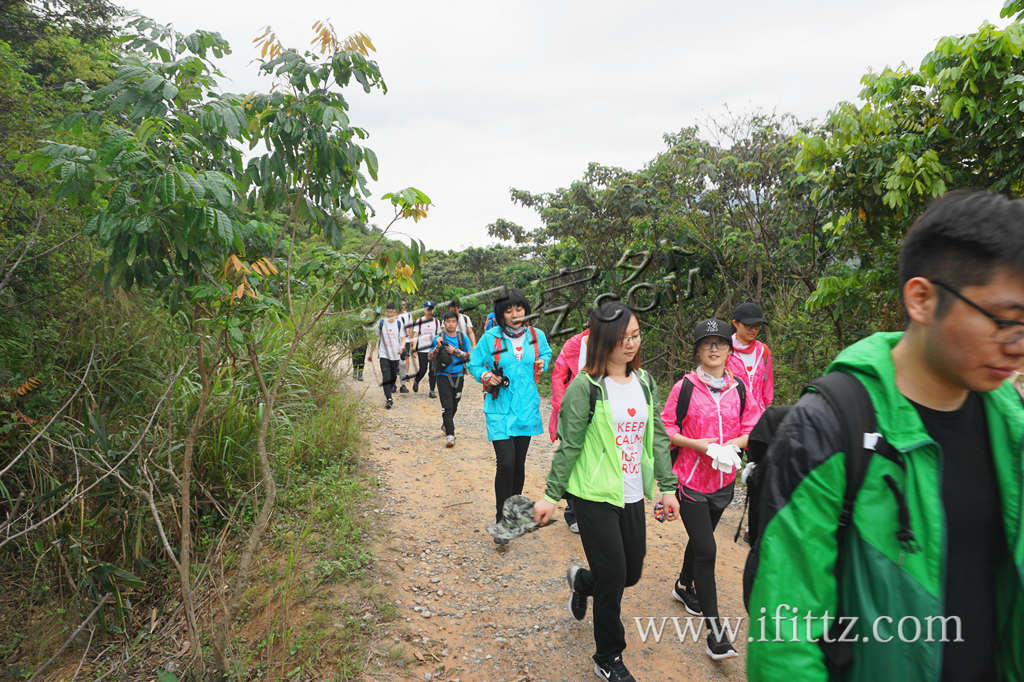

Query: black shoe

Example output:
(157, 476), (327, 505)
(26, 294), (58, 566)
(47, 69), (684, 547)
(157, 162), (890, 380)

(672, 580), (702, 616)
(593, 656), (635, 682)
(493, 536), (508, 546)
(400, 384), (409, 394)
(355, 371), (363, 381)
(385, 398), (393, 409)
(429, 390), (437, 399)
(412, 380), (419, 392)
(706, 631), (739, 660)
(567, 565), (587, 620)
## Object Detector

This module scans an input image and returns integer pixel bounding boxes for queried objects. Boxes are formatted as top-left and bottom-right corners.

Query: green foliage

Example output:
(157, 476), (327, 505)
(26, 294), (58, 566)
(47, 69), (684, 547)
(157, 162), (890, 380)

(795, 12), (1024, 325)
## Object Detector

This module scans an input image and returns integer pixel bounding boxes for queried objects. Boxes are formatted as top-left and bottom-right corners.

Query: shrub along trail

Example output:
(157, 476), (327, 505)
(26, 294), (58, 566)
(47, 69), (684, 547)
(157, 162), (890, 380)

(352, 371), (748, 682)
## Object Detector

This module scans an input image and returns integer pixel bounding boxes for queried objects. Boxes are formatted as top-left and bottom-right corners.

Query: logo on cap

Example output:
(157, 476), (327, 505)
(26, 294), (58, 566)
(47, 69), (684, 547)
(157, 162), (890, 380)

(705, 319), (719, 334)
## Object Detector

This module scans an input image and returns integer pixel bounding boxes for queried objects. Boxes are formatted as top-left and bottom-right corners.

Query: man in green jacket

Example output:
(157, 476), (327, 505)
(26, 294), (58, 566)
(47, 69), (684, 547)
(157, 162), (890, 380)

(747, 191), (1024, 681)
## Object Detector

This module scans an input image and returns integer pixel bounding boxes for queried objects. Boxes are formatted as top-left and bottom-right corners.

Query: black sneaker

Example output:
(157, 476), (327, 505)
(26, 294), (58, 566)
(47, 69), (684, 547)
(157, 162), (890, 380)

(672, 580), (702, 616)
(385, 398), (393, 409)
(429, 390), (437, 399)
(706, 631), (739, 660)
(493, 536), (508, 546)
(567, 565), (587, 620)
(412, 379), (419, 392)
(593, 655), (636, 682)
(400, 384), (410, 394)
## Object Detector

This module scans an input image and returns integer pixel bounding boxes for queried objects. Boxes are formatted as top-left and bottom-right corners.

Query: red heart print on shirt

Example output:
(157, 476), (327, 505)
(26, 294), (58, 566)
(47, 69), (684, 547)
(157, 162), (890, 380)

(627, 407), (636, 417)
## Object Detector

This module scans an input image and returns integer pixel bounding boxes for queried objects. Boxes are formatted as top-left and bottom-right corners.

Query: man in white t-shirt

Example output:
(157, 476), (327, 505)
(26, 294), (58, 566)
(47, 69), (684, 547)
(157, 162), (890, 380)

(365, 302), (405, 409)
(448, 298), (477, 347)
(398, 300), (414, 393)
(412, 301), (442, 398)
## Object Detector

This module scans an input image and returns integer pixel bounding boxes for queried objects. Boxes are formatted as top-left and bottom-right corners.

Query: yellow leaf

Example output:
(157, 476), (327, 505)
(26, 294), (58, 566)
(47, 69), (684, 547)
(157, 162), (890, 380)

(261, 257), (279, 275)
(858, 208), (867, 221)
(250, 261), (266, 276)
(232, 283), (246, 302)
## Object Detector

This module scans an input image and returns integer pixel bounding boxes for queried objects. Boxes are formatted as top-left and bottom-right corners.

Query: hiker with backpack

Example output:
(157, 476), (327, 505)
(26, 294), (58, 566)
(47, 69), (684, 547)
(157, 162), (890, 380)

(727, 302), (774, 422)
(468, 289), (552, 544)
(534, 301), (679, 682)
(364, 302), (406, 409)
(428, 310), (472, 448)
(661, 317), (759, 660)
(745, 191), (1024, 681)
(411, 301), (441, 398)
(447, 298), (477, 346)
(548, 320), (593, 534)
(398, 299), (414, 393)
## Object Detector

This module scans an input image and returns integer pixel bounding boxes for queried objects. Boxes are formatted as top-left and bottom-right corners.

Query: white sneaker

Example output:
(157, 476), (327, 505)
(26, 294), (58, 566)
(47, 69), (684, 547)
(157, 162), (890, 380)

(445, 435), (455, 448)
(569, 522), (580, 534)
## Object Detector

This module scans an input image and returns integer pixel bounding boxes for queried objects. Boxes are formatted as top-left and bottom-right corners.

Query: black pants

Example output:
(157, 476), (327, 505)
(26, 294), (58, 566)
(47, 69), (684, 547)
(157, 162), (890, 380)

(492, 436), (531, 522)
(564, 497), (576, 526)
(352, 345), (366, 376)
(678, 483), (734, 625)
(414, 351), (436, 391)
(379, 358), (399, 399)
(571, 495), (646, 663)
(436, 374), (463, 436)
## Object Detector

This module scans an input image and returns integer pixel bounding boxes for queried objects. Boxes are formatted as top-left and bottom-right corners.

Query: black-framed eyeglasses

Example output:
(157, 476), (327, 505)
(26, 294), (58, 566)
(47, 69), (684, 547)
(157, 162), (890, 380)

(699, 340), (728, 351)
(932, 280), (1024, 344)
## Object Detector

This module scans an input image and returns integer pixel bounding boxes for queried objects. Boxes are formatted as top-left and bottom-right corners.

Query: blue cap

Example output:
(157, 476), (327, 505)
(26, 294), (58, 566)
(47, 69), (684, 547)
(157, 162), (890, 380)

(424, 300), (435, 309)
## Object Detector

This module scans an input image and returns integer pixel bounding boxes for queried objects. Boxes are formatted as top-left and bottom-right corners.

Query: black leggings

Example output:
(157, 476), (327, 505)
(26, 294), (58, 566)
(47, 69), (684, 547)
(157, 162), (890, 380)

(678, 483), (734, 625)
(492, 436), (531, 522)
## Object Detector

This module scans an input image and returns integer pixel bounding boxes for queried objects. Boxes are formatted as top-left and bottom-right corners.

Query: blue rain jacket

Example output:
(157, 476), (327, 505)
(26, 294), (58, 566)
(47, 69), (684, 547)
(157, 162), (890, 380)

(468, 325), (551, 441)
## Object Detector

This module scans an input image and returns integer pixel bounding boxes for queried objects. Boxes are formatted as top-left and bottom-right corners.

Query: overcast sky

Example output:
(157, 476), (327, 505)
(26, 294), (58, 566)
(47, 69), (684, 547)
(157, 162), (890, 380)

(126, 1), (1003, 250)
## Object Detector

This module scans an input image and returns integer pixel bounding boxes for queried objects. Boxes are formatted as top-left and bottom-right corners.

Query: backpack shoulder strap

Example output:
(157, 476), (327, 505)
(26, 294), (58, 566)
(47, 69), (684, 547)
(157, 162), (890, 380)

(806, 371), (877, 533)
(587, 377), (601, 426)
(736, 378), (746, 416)
(675, 378), (695, 429)
(636, 369), (654, 405)
(804, 370), (879, 670)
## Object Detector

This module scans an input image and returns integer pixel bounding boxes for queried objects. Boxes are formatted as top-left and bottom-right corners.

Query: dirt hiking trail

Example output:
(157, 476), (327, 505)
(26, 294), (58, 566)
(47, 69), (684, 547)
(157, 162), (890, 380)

(353, 369), (748, 682)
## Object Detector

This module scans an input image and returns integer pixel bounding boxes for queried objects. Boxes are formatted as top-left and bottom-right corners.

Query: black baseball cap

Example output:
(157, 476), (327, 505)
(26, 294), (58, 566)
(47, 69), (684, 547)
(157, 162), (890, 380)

(692, 318), (733, 348)
(732, 302), (767, 326)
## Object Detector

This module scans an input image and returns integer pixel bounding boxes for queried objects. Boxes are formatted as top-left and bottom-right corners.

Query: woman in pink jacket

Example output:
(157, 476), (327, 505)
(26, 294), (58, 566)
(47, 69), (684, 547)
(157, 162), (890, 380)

(548, 323), (591, 533)
(725, 302), (774, 423)
(660, 317), (759, 660)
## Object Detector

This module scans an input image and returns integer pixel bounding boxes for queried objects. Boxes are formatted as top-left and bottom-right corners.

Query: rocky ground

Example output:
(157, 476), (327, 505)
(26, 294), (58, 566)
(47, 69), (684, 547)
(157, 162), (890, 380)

(354, 368), (750, 682)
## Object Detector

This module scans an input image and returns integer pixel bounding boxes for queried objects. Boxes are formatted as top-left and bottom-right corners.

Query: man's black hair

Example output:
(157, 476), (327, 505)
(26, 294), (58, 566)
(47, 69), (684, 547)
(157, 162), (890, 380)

(900, 191), (1024, 317)
(450, 298), (461, 308)
(442, 310), (459, 322)
(493, 288), (531, 327)
(385, 301), (398, 311)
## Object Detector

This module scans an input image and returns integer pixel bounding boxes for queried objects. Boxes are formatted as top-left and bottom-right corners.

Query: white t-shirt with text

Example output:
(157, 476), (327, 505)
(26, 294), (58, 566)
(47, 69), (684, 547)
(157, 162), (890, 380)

(604, 374), (648, 504)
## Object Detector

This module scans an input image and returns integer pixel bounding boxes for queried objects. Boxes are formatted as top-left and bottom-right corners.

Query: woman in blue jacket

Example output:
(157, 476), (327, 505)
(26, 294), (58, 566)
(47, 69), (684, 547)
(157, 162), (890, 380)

(469, 289), (551, 542)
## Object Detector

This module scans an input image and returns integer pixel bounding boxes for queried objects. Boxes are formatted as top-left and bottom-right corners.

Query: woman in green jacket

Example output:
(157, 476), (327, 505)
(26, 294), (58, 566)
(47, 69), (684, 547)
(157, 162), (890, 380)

(534, 302), (680, 682)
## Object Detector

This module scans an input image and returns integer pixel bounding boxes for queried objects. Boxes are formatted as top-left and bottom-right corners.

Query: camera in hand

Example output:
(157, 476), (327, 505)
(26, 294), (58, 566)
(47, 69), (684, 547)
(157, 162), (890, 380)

(435, 345), (453, 372)
(485, 366), (510, 399)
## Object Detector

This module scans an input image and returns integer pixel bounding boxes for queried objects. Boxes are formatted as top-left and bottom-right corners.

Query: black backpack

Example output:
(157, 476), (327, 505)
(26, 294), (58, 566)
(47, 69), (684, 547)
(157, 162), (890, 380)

(741, 370), (911, 671)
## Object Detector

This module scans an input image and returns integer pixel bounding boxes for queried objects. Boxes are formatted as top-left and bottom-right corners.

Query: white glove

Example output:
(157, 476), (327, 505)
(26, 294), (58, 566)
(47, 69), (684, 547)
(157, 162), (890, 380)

(706, 443), (742, 474)
(740, 460), (756, 484)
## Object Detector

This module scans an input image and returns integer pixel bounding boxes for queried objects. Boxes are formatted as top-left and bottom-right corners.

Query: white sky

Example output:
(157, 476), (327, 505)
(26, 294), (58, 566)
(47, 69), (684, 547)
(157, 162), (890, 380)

(126, 0), (1003, 250)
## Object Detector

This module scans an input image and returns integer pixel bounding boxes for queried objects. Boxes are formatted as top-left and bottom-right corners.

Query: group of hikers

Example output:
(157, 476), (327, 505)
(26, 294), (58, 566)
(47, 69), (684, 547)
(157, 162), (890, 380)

(357, 191), (1024, 682)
